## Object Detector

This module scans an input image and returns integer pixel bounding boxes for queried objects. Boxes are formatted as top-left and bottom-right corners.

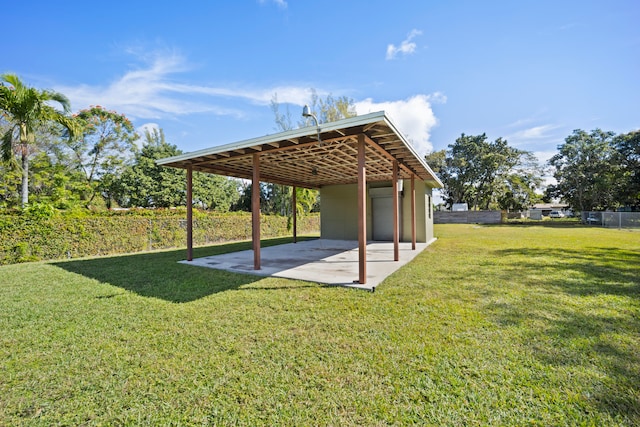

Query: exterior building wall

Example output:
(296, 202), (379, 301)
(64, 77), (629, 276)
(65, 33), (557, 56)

(400, 179), (432, 243)
(425, 185), (435, 242)
(320, 184), (372, 241)
(321, 179), (435, 243)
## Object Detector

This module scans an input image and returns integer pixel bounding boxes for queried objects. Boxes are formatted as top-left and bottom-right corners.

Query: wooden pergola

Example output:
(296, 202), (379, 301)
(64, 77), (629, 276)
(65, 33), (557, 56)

(157, 111), (442, 285)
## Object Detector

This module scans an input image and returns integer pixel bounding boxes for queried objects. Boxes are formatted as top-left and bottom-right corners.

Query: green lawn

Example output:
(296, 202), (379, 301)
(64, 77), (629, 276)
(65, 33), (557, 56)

(1, 225), (638, 426)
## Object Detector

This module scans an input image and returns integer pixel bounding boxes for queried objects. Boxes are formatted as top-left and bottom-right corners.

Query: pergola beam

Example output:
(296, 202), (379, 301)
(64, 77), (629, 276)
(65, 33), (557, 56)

(393, 160), (399, 262)
(357, 134), (367, 284)
(363, 134), (414, 177)
(190, 164), (321, 190)
(252, 153), (261, 270)
(411, 174), (416, 250)
(186, 166), (193, 261)
(292, 186), (297, 243)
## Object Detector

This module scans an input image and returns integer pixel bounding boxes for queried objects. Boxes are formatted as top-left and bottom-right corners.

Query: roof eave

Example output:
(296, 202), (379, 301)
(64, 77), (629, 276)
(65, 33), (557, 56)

(157, 111), (388, 166)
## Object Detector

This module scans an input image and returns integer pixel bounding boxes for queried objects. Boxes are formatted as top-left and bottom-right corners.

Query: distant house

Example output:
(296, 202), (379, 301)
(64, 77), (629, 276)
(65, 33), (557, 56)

(532, 203), (570, 217)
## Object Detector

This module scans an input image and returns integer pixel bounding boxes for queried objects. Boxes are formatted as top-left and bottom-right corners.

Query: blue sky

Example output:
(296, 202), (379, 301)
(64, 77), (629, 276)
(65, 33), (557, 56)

(3, 0), (639, 166)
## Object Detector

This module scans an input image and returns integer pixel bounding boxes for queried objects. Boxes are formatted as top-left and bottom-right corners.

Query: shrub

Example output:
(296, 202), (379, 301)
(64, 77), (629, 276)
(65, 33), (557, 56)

(0, 211), (320, 265)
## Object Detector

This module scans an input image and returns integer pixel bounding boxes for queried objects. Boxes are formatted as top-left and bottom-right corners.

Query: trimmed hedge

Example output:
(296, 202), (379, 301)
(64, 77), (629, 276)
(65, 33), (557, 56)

(0, 212), (320, 265)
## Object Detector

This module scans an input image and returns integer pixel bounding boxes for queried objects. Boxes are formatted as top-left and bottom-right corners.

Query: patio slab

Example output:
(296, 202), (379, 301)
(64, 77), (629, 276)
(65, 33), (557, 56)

(181, 239), (435, 291)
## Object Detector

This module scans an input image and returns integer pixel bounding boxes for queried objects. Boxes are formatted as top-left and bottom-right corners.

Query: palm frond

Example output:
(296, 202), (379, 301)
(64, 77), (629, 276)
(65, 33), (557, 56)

(44, 90), (72, 113)
(55, 113), (81, 141)
(0, 73), (24, 91)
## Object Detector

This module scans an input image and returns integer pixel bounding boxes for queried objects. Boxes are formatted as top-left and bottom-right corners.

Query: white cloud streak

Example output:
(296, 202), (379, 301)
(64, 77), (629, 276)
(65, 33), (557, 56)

(355, 93), (446, 157)
(506, 124), (564, 153)
(55, 52), (317, 120)
(510, 124), (561, 140)
(258, 0), (287, 8)
(386, 29), (423, 60)
(55, 50), (443, 158)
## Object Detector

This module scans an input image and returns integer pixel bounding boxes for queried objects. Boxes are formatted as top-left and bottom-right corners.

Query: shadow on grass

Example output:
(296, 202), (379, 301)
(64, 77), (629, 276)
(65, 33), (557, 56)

(52, 236), (319, 303)
(487, 246), (640, 423)
(493, 246), (640, 298)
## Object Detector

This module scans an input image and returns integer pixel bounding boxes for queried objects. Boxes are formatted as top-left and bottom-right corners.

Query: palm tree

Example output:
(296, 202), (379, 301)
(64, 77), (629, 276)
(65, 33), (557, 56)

(0, 73), (78, 207)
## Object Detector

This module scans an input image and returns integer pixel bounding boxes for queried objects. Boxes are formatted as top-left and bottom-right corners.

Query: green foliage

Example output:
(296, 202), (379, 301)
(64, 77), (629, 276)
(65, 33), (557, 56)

(430, 134), (542, 210)
(548, 129), (618, 211)
(22, 201), (56, 219)
(234, 183), (319, 218)
(114, 128), (239, 210)
(193, 172), (240, 212)
(115, 129), (186, 207)
(496, 172), (542, 212)
(0, 225), (638, 425)
(0, 73), (79, 207)
(270, 89), (356, 133)
(0, 211), (320, 265)
(0, 160), (20, 207)
(614, 130), (640, 208)
(65, 105), (137, 207)
(263, 88), (346, 216)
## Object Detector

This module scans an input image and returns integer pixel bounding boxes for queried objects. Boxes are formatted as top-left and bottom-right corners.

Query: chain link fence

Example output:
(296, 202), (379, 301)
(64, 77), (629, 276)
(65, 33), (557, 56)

(582, 211), (640, 229)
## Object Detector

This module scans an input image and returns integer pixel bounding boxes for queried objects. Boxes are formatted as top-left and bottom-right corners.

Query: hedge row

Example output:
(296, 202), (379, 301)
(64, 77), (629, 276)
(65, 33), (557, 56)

(0, 213), (320, 265)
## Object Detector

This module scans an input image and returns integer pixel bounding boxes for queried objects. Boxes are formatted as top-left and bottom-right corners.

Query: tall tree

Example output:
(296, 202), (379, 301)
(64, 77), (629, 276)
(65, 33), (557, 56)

(264, 90), (351, 216)
(270, 90), (356, 133)
(614, 130), (640, 209)
(0, 74), (78, 207)
(192, 173), (240, 212)
(430, 134), (541, 210)
(548, 129), (618, 211)
(310, 91), (357, 124)
(424, 149), (446, 175)
(115, 128), (187, 208)
(496, 165), (543, 211)
(116, 128), (238, 210)
(66, 106), (137, 207)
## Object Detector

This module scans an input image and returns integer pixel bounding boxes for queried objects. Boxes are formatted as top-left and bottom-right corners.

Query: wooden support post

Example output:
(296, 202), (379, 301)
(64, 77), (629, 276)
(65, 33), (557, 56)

(252, 153), (261, 270)
(411, 174), (416, 250)
(292, 186), (297, 243)
(186, 166), (193, 261)
(393, 160), (399, 262)
(357, 134), (367, 284)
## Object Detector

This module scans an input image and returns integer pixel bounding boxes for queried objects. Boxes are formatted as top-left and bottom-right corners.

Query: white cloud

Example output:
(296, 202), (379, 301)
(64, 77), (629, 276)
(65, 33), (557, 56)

(55, 51), (318, 120)
(57, 52), (244, 119)
(354, 93), (445, 157)
(533, 150), (558, 165)
(510, 124), (560, 140)
(181, 84), (321, 106)
(258, 0), (287, 8)
(386, 29), (423, 60)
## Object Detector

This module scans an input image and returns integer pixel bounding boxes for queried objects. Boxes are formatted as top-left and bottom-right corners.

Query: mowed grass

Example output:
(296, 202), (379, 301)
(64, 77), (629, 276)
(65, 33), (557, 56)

(0, 225), (638, 426)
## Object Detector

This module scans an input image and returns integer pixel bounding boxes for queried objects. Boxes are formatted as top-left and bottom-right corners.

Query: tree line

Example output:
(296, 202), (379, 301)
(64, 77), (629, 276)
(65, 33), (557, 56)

(3, 73), (638, 215)
(0, 74), (241, 212)
(1, 75), (356, 216)
(427, 128), (639, 212)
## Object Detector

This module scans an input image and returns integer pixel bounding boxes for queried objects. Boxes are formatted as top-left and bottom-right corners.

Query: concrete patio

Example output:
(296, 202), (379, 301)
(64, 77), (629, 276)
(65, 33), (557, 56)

(181, 239), (433, 291)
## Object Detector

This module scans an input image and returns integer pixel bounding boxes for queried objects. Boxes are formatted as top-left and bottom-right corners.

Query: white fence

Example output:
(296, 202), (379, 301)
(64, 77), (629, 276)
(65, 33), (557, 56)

(582, 211), (640, 229)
